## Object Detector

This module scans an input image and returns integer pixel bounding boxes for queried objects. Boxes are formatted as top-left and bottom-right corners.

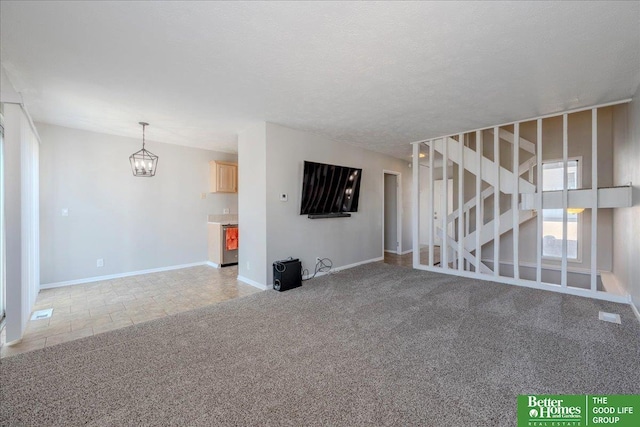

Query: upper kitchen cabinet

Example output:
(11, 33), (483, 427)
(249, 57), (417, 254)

(209, 160), (238, 193)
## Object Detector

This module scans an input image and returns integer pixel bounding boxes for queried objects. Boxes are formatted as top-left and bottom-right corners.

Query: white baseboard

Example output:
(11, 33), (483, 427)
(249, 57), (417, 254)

(480, 258), (602, 276)
(599, 272), (628, 297)
(238, 257), (385, 288)
(304, 256), (384, 280)
(206, 261), (220, 268)
(40, 262), (208, 289)
(384, 249), (412, 255)
(237, 275), (268, 290)
(333, 256), (384, 273)
(413, 263), (630, 304)
(631, 297), (640, 325)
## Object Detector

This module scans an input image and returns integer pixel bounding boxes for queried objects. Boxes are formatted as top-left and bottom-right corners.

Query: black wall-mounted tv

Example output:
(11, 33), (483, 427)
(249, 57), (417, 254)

(300, 161), (362, 218)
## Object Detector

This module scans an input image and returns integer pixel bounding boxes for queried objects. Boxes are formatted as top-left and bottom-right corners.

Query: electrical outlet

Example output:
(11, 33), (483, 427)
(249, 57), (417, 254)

(96, 258), (104, 268)
(200, 193), (207, 199)
(61, 208), (69, 216)
(223, 208), (230, 214)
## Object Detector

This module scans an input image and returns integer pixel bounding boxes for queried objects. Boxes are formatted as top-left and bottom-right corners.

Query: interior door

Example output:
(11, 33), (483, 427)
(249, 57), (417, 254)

(419, 165), (430, 246)
(433, 179), (453, 246)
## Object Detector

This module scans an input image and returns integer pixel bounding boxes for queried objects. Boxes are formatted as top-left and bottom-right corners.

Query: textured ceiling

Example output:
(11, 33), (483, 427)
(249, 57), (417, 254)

(1, 1), (639, 159)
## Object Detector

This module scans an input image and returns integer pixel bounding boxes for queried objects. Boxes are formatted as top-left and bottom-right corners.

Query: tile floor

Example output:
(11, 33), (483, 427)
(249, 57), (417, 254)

(383, 251), (413, 268)
(0, 265), (261, 358)
(383, 247), (441, 268)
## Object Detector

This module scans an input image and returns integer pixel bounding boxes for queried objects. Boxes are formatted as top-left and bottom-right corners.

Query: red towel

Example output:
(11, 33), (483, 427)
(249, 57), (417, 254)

(226, 227), (238, 251)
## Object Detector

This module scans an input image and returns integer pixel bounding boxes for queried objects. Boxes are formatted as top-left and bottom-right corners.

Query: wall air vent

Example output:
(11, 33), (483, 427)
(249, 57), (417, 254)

(30, 308), (54, 320)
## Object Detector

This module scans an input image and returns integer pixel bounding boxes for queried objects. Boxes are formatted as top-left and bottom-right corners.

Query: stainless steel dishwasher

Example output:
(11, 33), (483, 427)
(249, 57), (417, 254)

(221, 224), (238, 266)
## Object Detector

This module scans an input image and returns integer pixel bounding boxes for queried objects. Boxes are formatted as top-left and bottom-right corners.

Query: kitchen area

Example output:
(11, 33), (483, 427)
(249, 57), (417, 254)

(207, 159), (239, 268)
(208, 215), (238, 267)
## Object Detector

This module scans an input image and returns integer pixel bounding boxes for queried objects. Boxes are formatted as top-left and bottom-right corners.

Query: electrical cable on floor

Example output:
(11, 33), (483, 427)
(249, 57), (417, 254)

(302, 257), (332, 281)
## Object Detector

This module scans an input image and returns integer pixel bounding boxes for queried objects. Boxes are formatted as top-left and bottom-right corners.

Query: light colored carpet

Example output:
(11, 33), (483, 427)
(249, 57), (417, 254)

(1, 263), (639, 426)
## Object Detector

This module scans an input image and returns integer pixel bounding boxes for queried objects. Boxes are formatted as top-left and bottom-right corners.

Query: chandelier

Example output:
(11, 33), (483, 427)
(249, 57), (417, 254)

(129, 122), (158, 177)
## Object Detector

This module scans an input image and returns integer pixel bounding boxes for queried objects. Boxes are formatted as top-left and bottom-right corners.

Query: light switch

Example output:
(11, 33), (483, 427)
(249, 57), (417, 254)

(200, 193), (207, 200)
(62, 208), (69, 216)
(280, 193), (288, 202)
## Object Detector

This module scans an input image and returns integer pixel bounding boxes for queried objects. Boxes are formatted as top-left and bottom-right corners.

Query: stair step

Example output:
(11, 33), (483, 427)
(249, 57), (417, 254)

(463, 209), (536, 252)
(431, 138), (535, 194)
(488, 128), (536, 154)
(435, 227), (492, 274)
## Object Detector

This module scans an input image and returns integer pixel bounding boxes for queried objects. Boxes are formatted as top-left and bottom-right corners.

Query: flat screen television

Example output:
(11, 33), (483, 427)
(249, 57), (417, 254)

(300, 161), (362, 217)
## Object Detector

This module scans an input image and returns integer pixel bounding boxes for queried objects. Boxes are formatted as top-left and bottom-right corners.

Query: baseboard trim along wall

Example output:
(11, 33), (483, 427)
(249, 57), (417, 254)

(631, 297), (640, 325)
(239, 256), (385, 290)
(237, 275), (268, 290)
(480, 258), (604, 276)
(598, 272), (627, 297)
(302, 256), (384, 281)
(40, 262), (209, 289)
(480, 259), (631, 299)
(413, 263), (630, 304)
(206, 261), (220, 268)
(382, 250), (412, 256)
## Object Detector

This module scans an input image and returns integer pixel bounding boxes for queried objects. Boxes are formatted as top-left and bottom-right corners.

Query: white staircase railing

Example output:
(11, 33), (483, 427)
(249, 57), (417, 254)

(435, 227), (493, 274)
(446, 154), (536, 225)
(430, 129), (538, 274)
(415, 102), (633, 304)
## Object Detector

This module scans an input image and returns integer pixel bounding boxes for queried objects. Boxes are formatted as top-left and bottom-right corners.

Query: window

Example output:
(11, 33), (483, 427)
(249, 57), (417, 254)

(541, 160), (580, 260)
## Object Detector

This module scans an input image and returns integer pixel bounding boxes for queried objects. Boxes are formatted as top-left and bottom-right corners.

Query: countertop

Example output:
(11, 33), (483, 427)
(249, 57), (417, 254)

(208, 214), (238, 225)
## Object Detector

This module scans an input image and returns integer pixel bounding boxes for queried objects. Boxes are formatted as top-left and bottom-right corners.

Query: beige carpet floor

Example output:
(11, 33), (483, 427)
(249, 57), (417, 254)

(1, 263), (639, 426)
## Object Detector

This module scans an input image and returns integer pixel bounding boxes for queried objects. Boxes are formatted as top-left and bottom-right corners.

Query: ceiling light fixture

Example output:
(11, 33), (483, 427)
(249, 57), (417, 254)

(129, 122), (158, 177)
(567, 208), (585, 214)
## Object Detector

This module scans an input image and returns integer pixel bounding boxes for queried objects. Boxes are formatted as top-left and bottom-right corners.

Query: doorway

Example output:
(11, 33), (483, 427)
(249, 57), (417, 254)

(433, 179), (454, 246)
(383, 171), (402, 255)
(0, 114), (4, 326)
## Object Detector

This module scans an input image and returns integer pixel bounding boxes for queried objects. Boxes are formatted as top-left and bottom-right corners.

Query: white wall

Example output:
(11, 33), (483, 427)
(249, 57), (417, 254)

(0, 106), (4, 322)
(263, 122), (412, 287)
(2, 103), (40, 342)
(613, 94), (640, 313)
(1, 67), (21, 102)
(38, 123), (237, 285)
(237, 122), (268, 288)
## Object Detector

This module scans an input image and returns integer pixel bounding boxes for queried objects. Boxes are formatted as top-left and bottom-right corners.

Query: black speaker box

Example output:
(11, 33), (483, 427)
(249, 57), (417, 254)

(273, 258), (302, 291)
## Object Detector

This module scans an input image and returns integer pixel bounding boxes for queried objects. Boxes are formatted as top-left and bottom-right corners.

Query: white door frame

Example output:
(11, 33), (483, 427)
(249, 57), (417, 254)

(382, 170), (402, 255)
(0, 115), (4, 324)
